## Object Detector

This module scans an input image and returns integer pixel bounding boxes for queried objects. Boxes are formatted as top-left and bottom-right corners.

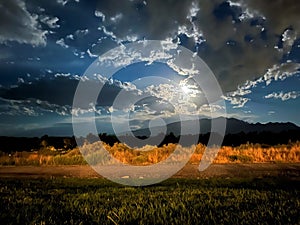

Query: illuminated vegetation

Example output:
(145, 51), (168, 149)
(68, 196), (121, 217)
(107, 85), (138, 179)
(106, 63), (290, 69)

(0, 141), (299, 166)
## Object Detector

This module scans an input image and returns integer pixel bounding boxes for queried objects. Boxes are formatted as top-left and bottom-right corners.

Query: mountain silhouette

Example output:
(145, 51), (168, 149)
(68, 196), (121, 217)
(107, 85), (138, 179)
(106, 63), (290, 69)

(129, 117), (300, 137)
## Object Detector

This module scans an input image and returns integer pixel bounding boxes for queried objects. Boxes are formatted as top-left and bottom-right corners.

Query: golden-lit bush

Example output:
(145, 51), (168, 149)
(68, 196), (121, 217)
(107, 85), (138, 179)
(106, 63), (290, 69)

(0, 141), (299, 166)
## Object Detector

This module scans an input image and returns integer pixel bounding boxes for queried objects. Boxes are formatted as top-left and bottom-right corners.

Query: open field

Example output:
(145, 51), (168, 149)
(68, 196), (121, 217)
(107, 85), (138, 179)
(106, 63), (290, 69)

(0, 163), (300, 179)
(1, 142), (299, 224)
(0, 177), (299, 225)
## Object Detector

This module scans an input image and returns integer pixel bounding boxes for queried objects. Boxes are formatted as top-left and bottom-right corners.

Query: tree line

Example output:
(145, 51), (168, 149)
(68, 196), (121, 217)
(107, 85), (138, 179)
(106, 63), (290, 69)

(0, 130), (300, 153)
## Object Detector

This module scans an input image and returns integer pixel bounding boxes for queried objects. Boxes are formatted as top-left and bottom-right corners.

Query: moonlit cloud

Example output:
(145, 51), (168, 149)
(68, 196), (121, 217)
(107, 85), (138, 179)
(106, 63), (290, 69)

(143, 80), (213, 117)
(66, 34), (74, 40)
(167, 59), (199, 76)
(56, 38), (69, 49)
(90, 0), (299, 93)
(263, 63), (300, 86)
(39, 15), (60, 29)
(281, 29), (297, 53)
(222, 95), (249, 108)
(0, 74), (146, 117)
(95, 10), (106, 21)
(98, 26), (119, 42)
(57, 0), (79, 6)
(57, 0), (68, 6)
(265, 91), (300, 101)
(223, 62), (300, 108)
(0, 0), (47, 46)
(87, 49), (98, 58)
(0, 97), (70, 117)
(241, 0), (300, 34)
(75, 29), (89, 37)
(110, 13), (123, 23)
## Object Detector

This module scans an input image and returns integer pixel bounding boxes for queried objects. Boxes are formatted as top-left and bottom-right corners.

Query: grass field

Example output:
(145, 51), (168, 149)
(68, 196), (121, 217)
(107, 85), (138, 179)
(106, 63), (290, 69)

(0, 177), (299, 225)
(1, 142), (299, 224)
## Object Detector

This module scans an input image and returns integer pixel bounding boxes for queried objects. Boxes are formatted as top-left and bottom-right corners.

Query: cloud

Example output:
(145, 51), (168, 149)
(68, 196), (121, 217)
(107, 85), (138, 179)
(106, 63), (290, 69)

(263, 63), (300, 85)
(0, 74), (143, 113)
(0, 48), (13, 60)
(97, 39), (181, 68)
(142, 79), (223, 117)
(0, 0), (47, 46)
(75, 29), (89, 37)
(265, 91), (300, 101)
(95, 10), (105, 21)
(56, 38), (69, 48)
(110, 13), (123, 23)
(73, 50), (85, 58)
(222, 95), (249, 108)
(66, 34), (74, 40)
(268, 111), (275, 115)
(57, 0), (68, 6)
(57, 0), (79, 6)
(240, 0), (300, 34)
(92, 0), (299, 93)
(0, 71), (224, 120)
(95, 0), (191, 40)
(193, 0), (297, 92)
(209, 0), (300, 90)
(39, 15), (60, 29)
(87, 49), (98, 58)
(167, 59), (199, 76)
(0, 97), (70, 117)
(98, 26), (119, 43)
(0, 98), (37, 116)
(223, 62), (300, 107)
(281, 29), (297, 53)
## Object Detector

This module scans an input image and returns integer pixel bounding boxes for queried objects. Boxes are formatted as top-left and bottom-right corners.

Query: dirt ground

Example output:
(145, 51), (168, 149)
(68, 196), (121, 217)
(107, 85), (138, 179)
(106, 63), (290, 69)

(0, 163), (299, 179)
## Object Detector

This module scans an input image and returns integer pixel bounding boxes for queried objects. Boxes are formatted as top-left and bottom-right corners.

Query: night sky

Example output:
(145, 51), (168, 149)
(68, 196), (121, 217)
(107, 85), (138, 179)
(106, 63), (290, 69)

(0, 0), (300, 137)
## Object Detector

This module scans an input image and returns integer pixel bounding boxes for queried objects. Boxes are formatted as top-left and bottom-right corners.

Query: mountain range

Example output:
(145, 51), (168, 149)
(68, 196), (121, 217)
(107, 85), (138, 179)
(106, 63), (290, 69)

(130, 117), (300, 137)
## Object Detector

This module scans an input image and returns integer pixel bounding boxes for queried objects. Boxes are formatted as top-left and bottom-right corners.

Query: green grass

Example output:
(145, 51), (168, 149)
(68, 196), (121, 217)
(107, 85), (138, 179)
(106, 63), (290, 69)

(0, 177), (299, 225)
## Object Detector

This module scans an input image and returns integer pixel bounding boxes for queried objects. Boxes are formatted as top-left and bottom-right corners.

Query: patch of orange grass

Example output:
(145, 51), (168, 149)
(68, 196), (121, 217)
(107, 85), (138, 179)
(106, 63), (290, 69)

(189, 142), (300, 164)
(0, 141), (299, 165)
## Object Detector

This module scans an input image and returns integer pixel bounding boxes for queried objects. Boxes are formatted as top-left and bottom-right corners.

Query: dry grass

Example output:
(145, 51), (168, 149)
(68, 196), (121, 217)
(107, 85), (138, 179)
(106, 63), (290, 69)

(0, 141), (299, 166)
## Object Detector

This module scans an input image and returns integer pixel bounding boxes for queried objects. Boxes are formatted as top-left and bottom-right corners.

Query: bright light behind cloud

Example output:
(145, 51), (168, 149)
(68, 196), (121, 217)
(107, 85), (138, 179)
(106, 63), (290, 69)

(181, 85), (193, 95)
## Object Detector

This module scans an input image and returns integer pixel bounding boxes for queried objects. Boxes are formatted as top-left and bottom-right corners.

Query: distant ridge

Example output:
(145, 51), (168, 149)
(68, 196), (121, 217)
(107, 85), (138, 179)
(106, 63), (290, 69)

(1, 118), (300, 152)
(130, 117), (300, 136)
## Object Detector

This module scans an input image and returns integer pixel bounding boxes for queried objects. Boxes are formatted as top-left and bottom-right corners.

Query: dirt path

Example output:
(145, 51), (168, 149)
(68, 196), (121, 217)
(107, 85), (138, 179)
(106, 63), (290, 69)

(0, 163), (299, 179)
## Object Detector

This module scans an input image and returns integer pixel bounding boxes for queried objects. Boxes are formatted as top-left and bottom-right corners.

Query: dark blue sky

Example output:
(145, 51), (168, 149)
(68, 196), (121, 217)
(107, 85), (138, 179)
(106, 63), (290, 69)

(0, 0), (300, 136)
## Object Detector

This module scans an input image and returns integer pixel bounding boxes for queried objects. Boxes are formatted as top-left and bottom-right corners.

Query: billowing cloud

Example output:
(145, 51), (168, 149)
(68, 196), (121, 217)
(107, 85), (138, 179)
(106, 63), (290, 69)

(0, 0), (47, 46)
(194, 0), (298, 92)
(239, 0), (300, 34)
(223, 62), (300, 107)
(93, 0), (299, 93)
(0, 74), (142, 113)
(95, 0), (191, 40)
(0, 70), (225, 120)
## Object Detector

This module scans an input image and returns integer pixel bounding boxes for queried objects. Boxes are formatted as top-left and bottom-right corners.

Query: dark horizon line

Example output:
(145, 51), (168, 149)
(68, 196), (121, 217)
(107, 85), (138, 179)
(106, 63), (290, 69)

(1, 117), (300, 138)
